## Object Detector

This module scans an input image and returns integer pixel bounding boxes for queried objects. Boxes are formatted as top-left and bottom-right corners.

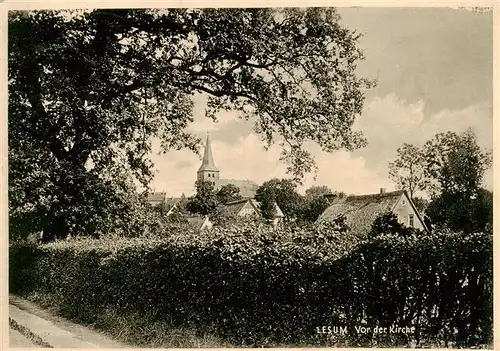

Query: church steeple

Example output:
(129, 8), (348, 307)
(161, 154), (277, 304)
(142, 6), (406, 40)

(197, 134), (219, 183)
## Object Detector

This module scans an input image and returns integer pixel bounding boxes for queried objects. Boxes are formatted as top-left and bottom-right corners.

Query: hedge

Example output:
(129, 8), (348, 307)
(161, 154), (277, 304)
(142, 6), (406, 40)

(9, 228), (492, 347)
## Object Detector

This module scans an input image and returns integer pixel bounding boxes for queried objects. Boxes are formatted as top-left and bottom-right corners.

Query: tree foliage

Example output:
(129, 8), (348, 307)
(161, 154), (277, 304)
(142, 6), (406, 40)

(255, 185), (277, 220)
(299, 185), (333, 223)
(9, 8), (373, 240)
(423, 128), (492, 197)
(389, 129), (492, 234)
(426, 188), (493, 234)
(388, 143), (429, 199)
(216, 184), (242, 204)
(255, 178), (303, 221)
(422, 129), (492, 233)
(370, 212), (408, 237)
(300, 196), (330, 223)
(186, 180), (218, 216)
(304, 185), (333, 200)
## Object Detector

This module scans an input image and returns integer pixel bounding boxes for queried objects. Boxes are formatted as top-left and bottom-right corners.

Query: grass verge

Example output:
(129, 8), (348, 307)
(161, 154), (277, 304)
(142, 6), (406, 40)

(9, 317), (53, 348)
(24, 292), (236, 348)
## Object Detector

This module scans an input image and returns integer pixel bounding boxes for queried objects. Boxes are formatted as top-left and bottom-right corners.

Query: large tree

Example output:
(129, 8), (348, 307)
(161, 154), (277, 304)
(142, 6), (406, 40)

(255, 178), (303, 221)
(388, 129), (492, 234)
(423, 128), (492, 198)
(422, 129), (492, 233)
(388, 143), (429, 199)
(299, 185), (333, 222)
(185, 180), (218, 216)
(216, 184), (242, 204)
(9, 8), (373, 240)
(304, 185), (333, 200)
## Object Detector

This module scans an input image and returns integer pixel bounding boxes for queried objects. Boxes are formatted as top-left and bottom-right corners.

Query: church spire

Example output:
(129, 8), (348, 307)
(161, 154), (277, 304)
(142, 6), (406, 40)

(197, 134), (219, 173)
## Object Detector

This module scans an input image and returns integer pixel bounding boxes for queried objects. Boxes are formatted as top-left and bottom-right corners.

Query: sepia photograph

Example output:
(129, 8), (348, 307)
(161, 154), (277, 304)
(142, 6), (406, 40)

(5, 4), (494, 349)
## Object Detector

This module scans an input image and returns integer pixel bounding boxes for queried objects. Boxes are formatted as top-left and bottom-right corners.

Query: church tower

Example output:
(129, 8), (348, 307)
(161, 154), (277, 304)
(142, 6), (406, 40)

(197, 134), (219, 186)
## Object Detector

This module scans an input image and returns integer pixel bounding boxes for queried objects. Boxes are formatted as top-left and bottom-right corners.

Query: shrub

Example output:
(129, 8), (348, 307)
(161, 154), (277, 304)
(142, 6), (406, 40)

(10, 226), (492, 347)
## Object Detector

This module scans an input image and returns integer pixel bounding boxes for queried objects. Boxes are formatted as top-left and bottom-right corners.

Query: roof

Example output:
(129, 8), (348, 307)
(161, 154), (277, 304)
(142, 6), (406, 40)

(249, 199), (285, 218)
(224, 198), (260, 216)
(316, 190), (405, 236)
(218, 179), (259, 198)
(198, 134), (219, 173)
(146, 193), (181, 207)
(186, 215), (211, 231)
(165, 197), (181, 207)
(147, 192), (167, 202)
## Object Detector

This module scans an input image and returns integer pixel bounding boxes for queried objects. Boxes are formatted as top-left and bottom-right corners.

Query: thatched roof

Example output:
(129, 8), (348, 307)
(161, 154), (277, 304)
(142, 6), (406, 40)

(316, 190), (405, 236)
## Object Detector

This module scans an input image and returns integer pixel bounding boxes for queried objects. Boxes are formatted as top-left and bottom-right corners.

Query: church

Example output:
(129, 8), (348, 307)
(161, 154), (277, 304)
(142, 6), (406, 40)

(146, 135), (285, 226)
(196, 134), (259, 198)
(147, 135), (259, 204)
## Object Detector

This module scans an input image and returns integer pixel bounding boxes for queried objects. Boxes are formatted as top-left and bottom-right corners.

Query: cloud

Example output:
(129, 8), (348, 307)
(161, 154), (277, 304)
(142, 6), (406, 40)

(187, 106), (237, 134)
(300, 149), (393, 195)
(149, 132), (394, 197)
(352, 93), (492, 189)
(338, 7), (492, 115)
(148, 92), (492, 197)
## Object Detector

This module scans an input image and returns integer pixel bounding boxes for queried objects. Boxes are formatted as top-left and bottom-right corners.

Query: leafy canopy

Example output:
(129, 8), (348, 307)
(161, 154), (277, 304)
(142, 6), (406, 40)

(389, 129), (492, 234)
(185, 180), (218, 216)
(255, 178), (303, 221)
(9, 8), (372, 239)
(370, 211), (422, 238)
(423, 128), (492, 197)
(388, 143), (429, 199)
(216, 184), (242, 204)
(255, 185), (278, 220)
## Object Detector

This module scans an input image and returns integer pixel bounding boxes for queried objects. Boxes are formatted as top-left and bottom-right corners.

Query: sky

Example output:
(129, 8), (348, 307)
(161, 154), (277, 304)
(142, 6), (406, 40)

(148, 7), (493, 197)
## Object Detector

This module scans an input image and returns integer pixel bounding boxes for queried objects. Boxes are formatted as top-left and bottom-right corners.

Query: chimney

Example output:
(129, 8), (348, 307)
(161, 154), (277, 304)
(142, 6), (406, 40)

(380, 188), (386, 194)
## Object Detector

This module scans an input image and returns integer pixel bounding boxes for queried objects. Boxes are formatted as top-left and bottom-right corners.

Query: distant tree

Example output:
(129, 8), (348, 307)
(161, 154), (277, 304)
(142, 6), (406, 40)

(9, 8), (373, 241)
(255, 186), (277, 221)
(426, 188), (492, 234)
(210, 204), (239, 226)
(473, 188), (493, 232)
(300, 196), (331, 223)
(216, 184), (242, 204)
(186, 180), (218, 216)
(423, 128), (491, 197)
(304, 185), (333, 200)
(255, 179), (303, 221)
(422, 129), (492, 233)
(298, 185), (333, 222)
(389, 143), (429, 199)
(412, 196), (429, 214)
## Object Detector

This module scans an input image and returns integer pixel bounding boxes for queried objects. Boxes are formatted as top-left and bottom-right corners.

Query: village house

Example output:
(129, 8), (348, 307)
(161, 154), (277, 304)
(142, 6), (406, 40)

(316, 188), (428, 235)
(224, 198), (284, 225)
(146, 192), (167, 207)
(146, 135), (286, 228)
(147, 135), (259, 206)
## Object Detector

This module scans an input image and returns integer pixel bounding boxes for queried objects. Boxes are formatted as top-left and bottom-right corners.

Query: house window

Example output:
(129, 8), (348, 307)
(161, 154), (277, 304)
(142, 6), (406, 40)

(409, 214), (414, 227)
